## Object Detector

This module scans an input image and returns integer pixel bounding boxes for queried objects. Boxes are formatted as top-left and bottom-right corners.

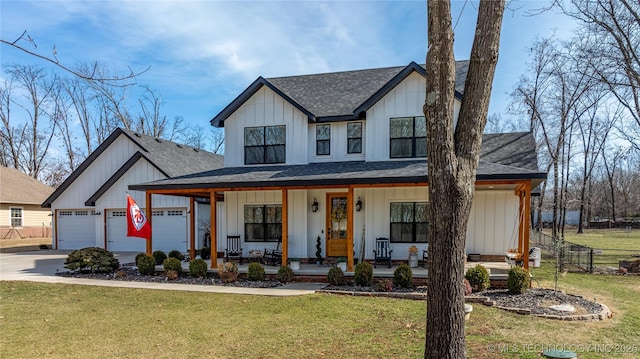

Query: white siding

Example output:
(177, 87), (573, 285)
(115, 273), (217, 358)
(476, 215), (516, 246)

(466, 191), (519, 255)
(307, 122), (366, 162)
(365, 72), (462, 162)
(223, 86), (308, 167)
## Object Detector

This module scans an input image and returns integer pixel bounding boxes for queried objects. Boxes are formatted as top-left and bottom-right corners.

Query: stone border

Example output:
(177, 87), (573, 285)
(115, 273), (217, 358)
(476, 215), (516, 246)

(469, 295), (612, 321)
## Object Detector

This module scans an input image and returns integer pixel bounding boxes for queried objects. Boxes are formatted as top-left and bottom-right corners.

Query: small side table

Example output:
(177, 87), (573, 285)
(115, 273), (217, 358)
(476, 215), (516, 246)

(248, 250), (263, 263)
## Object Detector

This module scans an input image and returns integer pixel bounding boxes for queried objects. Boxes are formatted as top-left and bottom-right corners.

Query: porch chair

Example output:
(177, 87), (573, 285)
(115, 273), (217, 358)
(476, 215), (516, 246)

(373, 237), (393, 268)
(263, 238), (282, 266)
(421, 249), (428, 268)
(225, 235), (243, 265)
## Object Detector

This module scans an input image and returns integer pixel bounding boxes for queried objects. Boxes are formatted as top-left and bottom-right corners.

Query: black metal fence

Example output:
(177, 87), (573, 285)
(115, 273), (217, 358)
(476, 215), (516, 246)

(531, 231), (640, 273)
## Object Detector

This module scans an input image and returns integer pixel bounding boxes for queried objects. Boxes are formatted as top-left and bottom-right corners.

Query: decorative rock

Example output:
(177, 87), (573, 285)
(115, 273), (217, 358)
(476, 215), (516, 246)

(549, 304), (576, 312)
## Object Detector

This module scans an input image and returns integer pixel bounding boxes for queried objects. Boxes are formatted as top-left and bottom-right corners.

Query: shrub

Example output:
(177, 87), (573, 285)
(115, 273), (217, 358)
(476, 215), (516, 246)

(166, 270), (179, 280)
(153, 250), (167, 265)
(393, 264), (413, 288)
(465, 264), (490, 292)
(163, 257), (183, 275)
(134, 252), (146, 265)
(247, 262), (266, 281)
(463, 278), (473, 296)
(64, 247), (120, 273)
(217, 262), (238, 283)
(189, 258), (208, 278)
(276, 266), (295, 283)
(354, 261), (373, 286)
(168, 250), (184, 261)
(327, 267), (345, 285)
(507, 267), (530, 294)
(137, 255), (156, 275)
(199, 247), (210, 259)
(376, 279), (393, 292)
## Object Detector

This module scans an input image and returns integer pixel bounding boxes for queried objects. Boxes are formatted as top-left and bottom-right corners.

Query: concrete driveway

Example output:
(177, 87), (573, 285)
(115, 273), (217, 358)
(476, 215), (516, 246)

(0, 250), (324, 295)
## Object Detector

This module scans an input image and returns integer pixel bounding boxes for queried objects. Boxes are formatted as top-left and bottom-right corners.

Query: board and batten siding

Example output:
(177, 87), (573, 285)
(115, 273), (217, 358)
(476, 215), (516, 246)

(223, 86), (308, 167)
(51, 135), (138, 209)
(307, 121), (366, 162)
(466, 190), (519, 255)
(365, 71), (461, 162)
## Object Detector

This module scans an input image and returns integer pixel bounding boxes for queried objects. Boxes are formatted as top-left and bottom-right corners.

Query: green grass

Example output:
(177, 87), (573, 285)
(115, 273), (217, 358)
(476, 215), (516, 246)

(542, 229), (640, 267)
(1, 262), (639, 358)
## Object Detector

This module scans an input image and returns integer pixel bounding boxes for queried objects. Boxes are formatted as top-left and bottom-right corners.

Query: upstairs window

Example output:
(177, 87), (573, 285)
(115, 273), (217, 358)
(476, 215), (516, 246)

(390, 202), (429, 243)
(347, 122), (362, 154)
(244, 205), (282, 242)
(10, 207), (23, 227)
(316, 124), (331, 155)
(389, 116), (427, 158)
(244, 125), (286, 164)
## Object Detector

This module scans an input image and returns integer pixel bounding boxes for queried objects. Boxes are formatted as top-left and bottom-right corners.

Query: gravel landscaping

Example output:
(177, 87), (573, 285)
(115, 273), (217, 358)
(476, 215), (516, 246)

(472, 288), (604, 316)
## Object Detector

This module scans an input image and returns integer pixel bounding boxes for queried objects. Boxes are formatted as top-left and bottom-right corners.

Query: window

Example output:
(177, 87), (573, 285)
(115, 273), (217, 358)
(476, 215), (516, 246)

(389, 116), (427, 158)
(75, 211), (89, 216)
(244, 205), (282, 242)
(244, 125), (286, 164)
(316, 124), (331, 155)
(10, 208), (23, 227)
(347, 122), (362, 154)
(59, 210), (73, 216)
(167, 210), (184, 216)
(390, 202), (429, 243)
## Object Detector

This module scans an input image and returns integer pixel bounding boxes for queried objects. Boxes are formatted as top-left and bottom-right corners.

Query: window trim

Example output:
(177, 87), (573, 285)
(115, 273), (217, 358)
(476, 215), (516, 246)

(244, 204), (282, 242)
(389, 116), (427, 158)
(316, 124), (331, 156)
(244, 125), (286, 165)
(347, 122), (363, 154)
(9, 207), (23, 228)
(389, 202), (429, 243)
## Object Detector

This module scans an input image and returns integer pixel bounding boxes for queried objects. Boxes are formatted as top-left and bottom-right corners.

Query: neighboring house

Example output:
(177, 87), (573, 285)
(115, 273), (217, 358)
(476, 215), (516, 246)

(42, 128), (223, 252)
(0, 167), (54, 239)
(131, 61), (547, 270)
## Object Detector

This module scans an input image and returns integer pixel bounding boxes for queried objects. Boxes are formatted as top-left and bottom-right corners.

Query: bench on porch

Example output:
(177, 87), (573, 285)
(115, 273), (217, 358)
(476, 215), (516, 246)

(225, 235), (243, 264)
(373, 237), (393, 268)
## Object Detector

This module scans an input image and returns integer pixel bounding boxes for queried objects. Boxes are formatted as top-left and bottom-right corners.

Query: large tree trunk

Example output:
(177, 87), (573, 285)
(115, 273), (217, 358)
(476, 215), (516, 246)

(424, 1), (504, 358)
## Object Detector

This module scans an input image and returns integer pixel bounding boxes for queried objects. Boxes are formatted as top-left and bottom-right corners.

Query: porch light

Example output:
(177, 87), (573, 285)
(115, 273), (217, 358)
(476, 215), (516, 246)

(355, 197), (363, 212)
(311, 198), (319, 212)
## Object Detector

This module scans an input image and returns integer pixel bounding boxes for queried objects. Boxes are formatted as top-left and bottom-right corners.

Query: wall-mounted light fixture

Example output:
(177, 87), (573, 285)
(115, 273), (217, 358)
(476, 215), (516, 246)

(311, 198), (319, 212)
(355, 197), (363, 212)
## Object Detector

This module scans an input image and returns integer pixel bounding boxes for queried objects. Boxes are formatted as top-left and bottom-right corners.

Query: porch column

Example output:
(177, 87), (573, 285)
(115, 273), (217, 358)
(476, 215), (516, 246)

(146, 192), (152, 255)
(210, 191), (218, 268)
(523, 182), (532, 270)
(189, 197), (196, 260)
(517, 186), (524, 254)
(281, 188), (288, 267)
(347, 186), (354, 272)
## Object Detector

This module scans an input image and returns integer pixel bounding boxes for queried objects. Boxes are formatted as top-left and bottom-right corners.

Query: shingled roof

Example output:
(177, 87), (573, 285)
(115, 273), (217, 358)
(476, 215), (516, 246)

(211, 60), (470, 127)
(129, 132), (546, 192)
(0, 167), (53, 205)
(43, 128), (223, 207)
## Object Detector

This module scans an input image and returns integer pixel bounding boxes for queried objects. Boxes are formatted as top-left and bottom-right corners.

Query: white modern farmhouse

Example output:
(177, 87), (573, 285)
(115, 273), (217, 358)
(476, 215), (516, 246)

(130, 61), (546, 270)
(42, 128), (222, 252)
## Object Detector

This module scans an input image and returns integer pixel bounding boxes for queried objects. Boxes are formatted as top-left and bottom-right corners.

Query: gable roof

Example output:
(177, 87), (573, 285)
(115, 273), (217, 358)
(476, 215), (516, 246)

(129, 132), (545, 192)
(0, 167), (54, 205)
(42, 128), (223, 207)
(211, 60), (470, 127)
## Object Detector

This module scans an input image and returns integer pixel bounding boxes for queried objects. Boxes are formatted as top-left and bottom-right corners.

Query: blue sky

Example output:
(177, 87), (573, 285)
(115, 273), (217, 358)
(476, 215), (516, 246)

(1, 0), (576, 133)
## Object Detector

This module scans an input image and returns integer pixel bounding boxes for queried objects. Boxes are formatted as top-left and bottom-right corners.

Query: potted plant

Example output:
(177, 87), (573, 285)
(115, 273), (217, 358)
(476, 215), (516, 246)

(408, 245), (419, 268)
(336, 257), (347, 271)
(315, 236), (323, 265)
(289, 258), (300, 271)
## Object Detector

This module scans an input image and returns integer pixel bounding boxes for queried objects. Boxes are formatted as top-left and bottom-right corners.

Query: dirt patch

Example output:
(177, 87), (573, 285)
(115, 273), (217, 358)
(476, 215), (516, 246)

(0, 238), (51, 253)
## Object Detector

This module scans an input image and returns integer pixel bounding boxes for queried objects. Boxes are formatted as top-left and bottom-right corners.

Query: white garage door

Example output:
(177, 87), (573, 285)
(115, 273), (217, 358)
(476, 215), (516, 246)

(106, 208), (187, 252)
(57, 210), (96, 250)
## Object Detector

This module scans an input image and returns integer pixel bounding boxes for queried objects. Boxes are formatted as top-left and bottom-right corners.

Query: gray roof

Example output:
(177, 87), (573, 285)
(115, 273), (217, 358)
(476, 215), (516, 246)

(43, 128), (223, 207)
(1, 167), (53, 205)
(129, 132), (545, 192)
(211, 61), (470, 127)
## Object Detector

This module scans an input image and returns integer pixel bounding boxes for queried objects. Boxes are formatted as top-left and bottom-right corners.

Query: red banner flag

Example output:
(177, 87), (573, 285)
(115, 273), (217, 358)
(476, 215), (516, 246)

(126, 194), (151, 239)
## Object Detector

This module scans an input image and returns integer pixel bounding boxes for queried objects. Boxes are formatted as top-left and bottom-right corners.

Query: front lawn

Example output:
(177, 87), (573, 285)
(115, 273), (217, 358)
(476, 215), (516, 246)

(1, 260), (638, 358)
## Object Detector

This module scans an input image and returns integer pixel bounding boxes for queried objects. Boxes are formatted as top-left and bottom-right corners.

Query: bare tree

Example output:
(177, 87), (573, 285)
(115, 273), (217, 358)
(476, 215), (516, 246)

(424, 1), (504, 357)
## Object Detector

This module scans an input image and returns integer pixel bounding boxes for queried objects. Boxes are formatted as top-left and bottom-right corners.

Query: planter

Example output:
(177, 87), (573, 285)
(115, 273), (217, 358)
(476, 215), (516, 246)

(468, 254), (481, 262)
(337, 262), (347, 271)
(408, 253), (418, 268)
(290, 261), (300, 271)
(464, 304), (473, 321)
